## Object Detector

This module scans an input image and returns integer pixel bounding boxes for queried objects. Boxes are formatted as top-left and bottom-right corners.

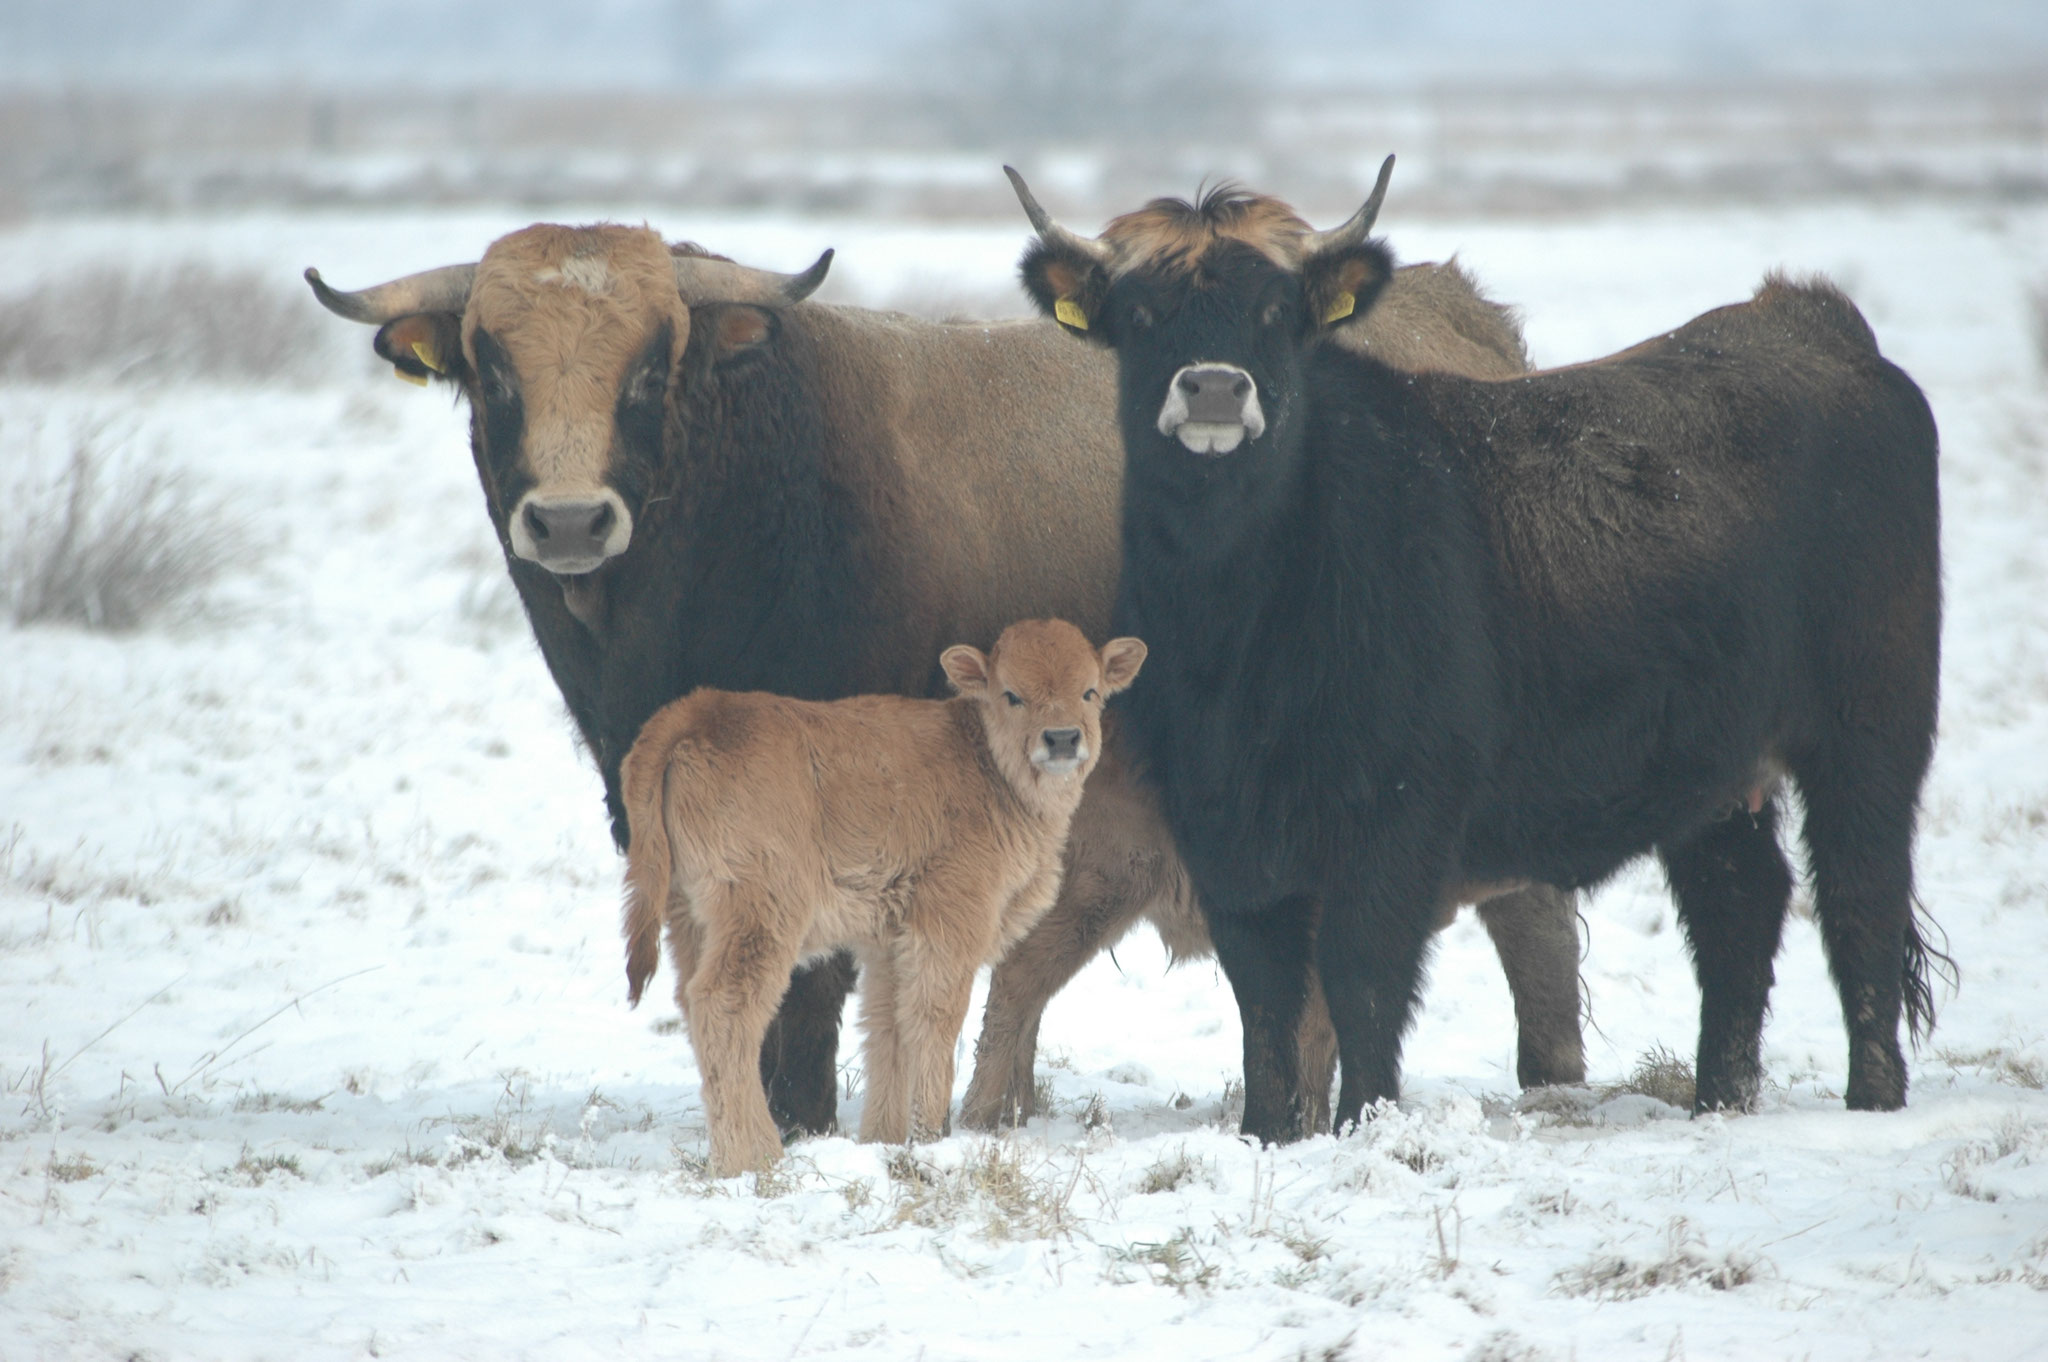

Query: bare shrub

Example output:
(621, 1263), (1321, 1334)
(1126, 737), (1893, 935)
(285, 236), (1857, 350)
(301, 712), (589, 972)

(0, 261), (332, 384)
(2, 423), (243, 630)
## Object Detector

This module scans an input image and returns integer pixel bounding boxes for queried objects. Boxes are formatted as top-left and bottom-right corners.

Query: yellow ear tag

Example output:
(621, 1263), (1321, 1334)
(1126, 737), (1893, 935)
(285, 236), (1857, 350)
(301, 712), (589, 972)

(1323, 291), (1356, 325)
(410, 339), (445, 374)
(1054, 298), (1089, 331)
(393, 365), (429, 387)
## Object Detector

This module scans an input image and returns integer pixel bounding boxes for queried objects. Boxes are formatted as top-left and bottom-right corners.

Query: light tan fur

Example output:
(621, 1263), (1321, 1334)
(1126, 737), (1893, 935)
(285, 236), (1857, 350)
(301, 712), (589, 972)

(621, 620), (1145, 1175)
(1100, 190), (1315, 278)
(464, 224), (691, 497)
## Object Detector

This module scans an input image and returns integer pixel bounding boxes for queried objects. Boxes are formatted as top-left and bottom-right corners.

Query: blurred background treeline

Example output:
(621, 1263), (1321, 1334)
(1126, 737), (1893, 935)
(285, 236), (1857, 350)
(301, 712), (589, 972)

(1, 0), (2042, 222)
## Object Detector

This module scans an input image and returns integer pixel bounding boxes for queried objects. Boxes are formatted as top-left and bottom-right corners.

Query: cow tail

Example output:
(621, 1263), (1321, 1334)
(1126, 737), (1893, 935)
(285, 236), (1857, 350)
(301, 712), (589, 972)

(1901, 891), (1957, 1047)
(621, 736), (674, 1008)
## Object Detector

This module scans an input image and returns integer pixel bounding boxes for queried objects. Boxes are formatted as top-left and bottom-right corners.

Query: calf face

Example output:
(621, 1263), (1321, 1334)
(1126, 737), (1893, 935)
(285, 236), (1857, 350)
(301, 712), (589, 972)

(307, 226), (831, 577)
(938, 619), (1146, 794)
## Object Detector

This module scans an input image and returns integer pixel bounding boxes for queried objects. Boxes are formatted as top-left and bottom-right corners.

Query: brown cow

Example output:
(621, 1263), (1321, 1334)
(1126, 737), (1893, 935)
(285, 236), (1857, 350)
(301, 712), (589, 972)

(303, 202), (1582, 1143)
(622, 620), (1145, 1175)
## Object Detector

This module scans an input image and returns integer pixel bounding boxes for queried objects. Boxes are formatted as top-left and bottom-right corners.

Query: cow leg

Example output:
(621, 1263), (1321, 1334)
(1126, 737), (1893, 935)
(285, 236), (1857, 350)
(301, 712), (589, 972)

(687, 885), (804, 1176)
(960, 853), (1155, 1131)
(1297, 968), (1339, 1135)
(1475, 885), (1587, 1088)
(1658, 802), (1794, 1114)
(759, 951), (857, 1138)
(1317, 885), (1437, 1132)
(1793, 754), (1929, 1112)
(1205, 894), (1318, 1145)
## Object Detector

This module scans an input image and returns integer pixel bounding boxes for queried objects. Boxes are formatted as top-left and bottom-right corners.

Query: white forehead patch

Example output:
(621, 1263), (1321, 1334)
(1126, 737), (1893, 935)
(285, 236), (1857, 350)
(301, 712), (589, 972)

(533, 255), (613, 294)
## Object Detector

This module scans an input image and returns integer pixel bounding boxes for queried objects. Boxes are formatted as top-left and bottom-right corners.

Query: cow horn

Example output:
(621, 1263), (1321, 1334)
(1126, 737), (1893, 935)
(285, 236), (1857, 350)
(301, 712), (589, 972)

(303, 262), (476, 323)
(1302, 154), (1396, 257)
(1004, 166), (1111, 262)
(671, 249), (834, 306)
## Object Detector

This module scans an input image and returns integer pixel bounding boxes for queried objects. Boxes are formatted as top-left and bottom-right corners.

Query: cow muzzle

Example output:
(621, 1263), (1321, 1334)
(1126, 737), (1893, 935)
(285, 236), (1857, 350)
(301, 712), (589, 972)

(1032, 727), (1089, 778)
(1157, 364), (1266, 455)
(508, 491), (633, 575)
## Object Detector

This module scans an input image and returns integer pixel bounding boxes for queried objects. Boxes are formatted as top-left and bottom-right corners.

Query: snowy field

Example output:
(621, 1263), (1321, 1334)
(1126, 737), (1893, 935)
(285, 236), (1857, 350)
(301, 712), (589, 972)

(4, 194), (2048, 1360)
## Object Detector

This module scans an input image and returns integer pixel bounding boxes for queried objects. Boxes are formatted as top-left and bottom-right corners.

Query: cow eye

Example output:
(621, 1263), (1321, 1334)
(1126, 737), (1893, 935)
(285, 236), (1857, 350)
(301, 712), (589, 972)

(1003, 691), (1023, 708)
(1129, 305), (1154, 330)
(484, 367), (519, 406)
(1083, 688), (1099, 703)
(1261, 301), (1286, 327)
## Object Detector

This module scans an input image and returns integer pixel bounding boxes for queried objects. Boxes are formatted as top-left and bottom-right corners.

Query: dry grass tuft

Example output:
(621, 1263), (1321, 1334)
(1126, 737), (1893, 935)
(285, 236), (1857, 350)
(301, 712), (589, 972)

(885, 1140), (1084, 1241)
(1554, 1218), (1765, 1300)
(2, 423), (245, 631)
(0, 262), (333, 384)
(1601, 1044), (1699, 1110)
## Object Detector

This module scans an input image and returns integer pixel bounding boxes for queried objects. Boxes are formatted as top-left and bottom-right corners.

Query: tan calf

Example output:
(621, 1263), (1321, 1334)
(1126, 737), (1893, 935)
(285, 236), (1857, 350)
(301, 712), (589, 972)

(621, 620), (1146, 1175)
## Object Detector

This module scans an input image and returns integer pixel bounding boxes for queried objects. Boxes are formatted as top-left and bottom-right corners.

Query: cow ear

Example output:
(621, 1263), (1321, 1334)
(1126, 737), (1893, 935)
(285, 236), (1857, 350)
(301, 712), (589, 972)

(1098, 637), (1148, 693)
(1302, 240), (1394, 333)
(940, 644), (991, 695)
(372, 313), (465, 386)
(1020, 242), (1109, 344)
(709, 304), (775, 361)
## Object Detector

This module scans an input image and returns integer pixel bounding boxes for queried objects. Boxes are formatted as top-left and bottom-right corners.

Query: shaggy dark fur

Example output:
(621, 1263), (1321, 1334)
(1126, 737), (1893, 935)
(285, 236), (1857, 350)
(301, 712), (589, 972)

(1023, 205), (1945, 1142)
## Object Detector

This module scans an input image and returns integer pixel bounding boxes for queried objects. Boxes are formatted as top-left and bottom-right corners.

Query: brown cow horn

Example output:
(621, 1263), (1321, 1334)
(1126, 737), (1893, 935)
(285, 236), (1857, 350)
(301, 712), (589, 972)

(1004, 166), (1110, 261)
(1302, 154), (1396, 257)
(303, 262), (476, 323)
(671, 249), (834, 306)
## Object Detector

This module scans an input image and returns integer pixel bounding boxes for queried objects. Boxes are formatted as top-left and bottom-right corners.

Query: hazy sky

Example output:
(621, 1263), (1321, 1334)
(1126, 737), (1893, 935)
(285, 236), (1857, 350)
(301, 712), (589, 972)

(3, 0), (2044, 90)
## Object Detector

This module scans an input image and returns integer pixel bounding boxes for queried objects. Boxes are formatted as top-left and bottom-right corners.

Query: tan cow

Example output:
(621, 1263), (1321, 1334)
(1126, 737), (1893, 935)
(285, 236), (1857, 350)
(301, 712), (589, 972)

(621, 619), (1146, 1175)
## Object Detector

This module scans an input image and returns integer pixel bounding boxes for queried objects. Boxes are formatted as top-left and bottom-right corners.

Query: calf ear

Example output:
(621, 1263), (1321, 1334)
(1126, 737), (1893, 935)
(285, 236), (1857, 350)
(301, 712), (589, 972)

(940, 644), (991, 695)
(372, 313), (465, 386)
(1019, 242), (1110, 343)
(1302, 240), (1394, 333)
(1098, 637), (1148, 693)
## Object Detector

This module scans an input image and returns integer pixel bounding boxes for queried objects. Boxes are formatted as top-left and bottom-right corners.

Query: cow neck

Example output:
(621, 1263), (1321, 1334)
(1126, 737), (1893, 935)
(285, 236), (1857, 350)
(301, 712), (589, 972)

(649, 337), (869, 701)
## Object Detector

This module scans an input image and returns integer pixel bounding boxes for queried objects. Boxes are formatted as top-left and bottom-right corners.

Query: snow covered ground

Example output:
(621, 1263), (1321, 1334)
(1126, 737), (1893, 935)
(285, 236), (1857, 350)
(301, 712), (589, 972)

(4, 196), (2047, 1361)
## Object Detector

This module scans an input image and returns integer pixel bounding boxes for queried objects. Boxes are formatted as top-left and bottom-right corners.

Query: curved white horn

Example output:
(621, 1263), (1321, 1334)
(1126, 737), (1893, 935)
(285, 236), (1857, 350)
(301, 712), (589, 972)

(671, 249), (834, 305)
(1004, 166), (1111, 261)
(1302, 154), (1396, 257)
(303, 262), (476, 323)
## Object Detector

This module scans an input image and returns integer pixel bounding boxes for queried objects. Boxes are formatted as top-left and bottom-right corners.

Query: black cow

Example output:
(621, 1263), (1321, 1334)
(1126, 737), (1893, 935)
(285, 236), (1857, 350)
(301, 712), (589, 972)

(1011, 159), (1948, 1143)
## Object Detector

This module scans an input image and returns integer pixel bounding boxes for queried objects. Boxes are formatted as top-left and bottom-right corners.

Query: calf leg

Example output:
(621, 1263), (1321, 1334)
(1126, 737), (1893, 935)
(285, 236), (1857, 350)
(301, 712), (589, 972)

(1475, 886), (1587, 1088)
(1658, 803), (1794, 1114)
(1206, 894), (1319, 1145)
(856, 945), (909, 1144)
(687, 885), (806, 1176)
(896, 947), (982, 1144)
(759, 952), (857, 1138)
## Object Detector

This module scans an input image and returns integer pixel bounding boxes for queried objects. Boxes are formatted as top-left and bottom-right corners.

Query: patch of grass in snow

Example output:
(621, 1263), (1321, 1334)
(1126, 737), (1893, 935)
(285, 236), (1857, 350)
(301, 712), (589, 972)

(1136, 1144), (1213, 1195)
(1, 421), (246, 631)
(1934, 1044), (2047, 1090)
(884, 1140), (1086, 1241)
(1601, 1044), (1698, 1110)
(1105, 1227), (1220, 1294)
(230, 1147), (303, 1186)
(1553, 1217), (1766, 1300)
(45, 1152), (98, 1183)
(231, 1090), (329, 1114)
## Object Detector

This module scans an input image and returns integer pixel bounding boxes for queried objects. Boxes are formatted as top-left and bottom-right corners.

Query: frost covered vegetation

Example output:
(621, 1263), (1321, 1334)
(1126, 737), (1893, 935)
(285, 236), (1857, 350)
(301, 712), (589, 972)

(4, 196), (2048, 1359)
